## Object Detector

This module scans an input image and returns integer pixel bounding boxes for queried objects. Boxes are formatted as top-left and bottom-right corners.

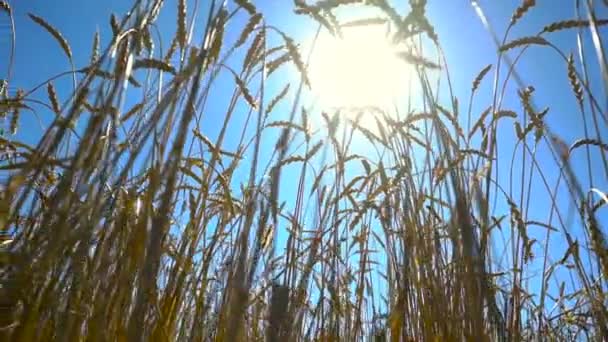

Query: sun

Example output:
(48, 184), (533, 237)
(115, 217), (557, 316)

(308, 24), (412, 110)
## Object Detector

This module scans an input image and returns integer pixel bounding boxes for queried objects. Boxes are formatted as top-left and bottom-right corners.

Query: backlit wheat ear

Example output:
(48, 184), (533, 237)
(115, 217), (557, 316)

(493, 110), (517, 121)
(542, 19), (608, 33)
(511, 0), (535, 26)
(396, 51), (440, 69)
(514, 121), (525, 140)
(369, 0), (401, 26)
(417, 15), (439, 43)
(567, 54), (584, 105)
(120, 102), (144, 123)
(133, 58), (177, 75)
(0, 1), (10, 14)
(177, 0), (187, 49)
(266, 121), (310, 140)
(235, 0), (257, 15)
(141, 28), (154, 53)
(233, 73), (257, 109)
(0, 79), (6, 99)
(9, 90), (23, 135)
(569, 138), (608, 155)
(508, 198), (528, 249)
(91, 31), (100, 63)
(28, 14), (73, 62)
(164, 36), (179, 63)
(208, 9), (228, 65)
(9, 108), (18, 134)
(586, 212), (608, 281)
(300, 107), (309, 141)
(277, 31), (310, 87)
(295, 5), (340, 37)
(47, 83), (60, 115)
(110, 13), (119, 37)
(242, 29), (264, 71)
(518, 86), (535, 116)
(499, 36), (548, 52)
(322, 11), (341, 36)
(265, 84), (290, 116)
(267, 52), (291, 76)
(468, 107), (491, 139)
(236, 13), (262, 48)
(78, 67), (141, 87)
(305, 141), (323, 160)
(472, 64), (492, 92)
(340, 17), (387, 28)
(436, 104), (464, 139)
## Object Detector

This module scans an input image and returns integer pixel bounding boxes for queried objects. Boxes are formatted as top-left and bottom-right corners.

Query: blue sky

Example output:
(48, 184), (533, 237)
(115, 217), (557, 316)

(2, 0), (608, 320)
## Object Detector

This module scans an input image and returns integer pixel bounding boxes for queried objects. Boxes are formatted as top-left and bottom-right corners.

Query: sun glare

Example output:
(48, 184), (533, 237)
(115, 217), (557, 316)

(308, 25), (412, 109)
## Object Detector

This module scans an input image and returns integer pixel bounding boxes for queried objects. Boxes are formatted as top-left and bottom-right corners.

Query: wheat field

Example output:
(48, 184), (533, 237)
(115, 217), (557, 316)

(1, 0), (608, 340)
